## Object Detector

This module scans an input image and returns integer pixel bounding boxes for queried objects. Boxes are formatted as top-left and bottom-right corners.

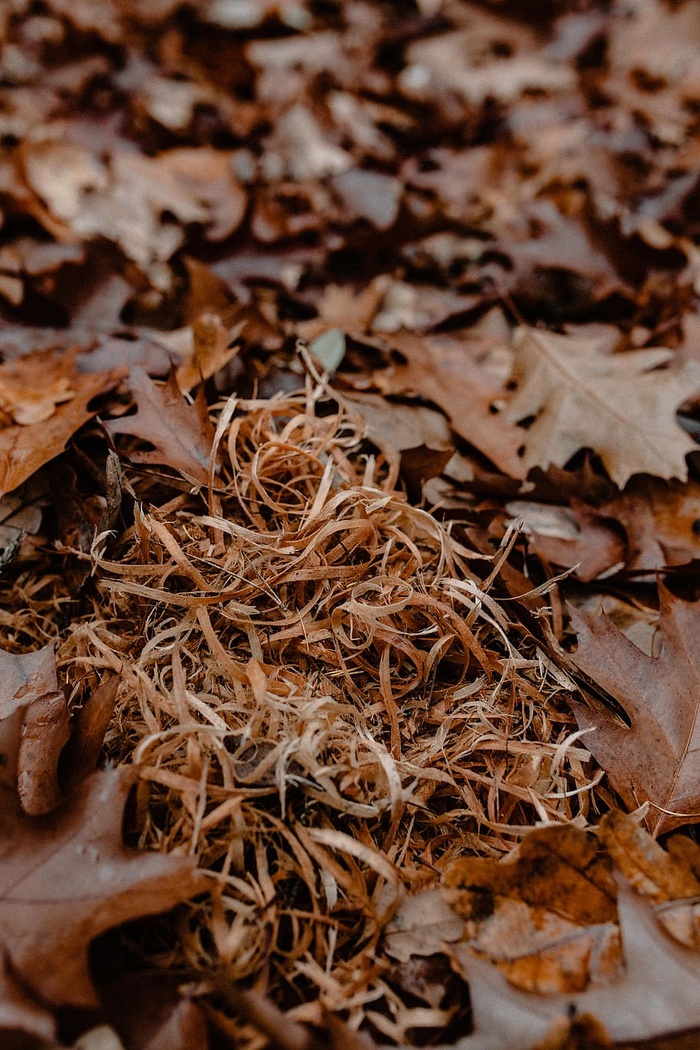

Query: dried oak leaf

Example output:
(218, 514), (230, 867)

(569, 585), (700, 835)
(0, 643), (58, 724)
(0, 370), (119, 498)
(0, 642), (70, 815)
(450, 878), (700, 1049)
(22, 142), (246, 276)
(388, 825), (620, 997)
(505, 499), (626, 583)
(596, 477), (700, 573)
(104, 368), (215, 488)
(503, 328), (700, 485)
(0, 766), (205, 1010)
(377, 331), (525, 478)
(0, 645), (117, 817)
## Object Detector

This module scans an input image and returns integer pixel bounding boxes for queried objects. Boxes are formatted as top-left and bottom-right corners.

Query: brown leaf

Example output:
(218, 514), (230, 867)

(22, 142), (246, 275)
(405, 17), (575, 107)
(0, 766), (204, 1009)
(598, 810), (700, 911)
(377, 331), (525, 478)
(174, 314), (241, 393)
(450, 878), (700, 1048)
(0, 951), (56, 1044)
(61, 675), (120, 795)
(0, 644), (79, 816)
(17, 689), (70, 816)
(440, 825), (618, 995)
(503, 328), (700, 485)
(0, 371), (119, 498)
(507, 499), (626, 582)
(569, 585), (700, 834)
(0, 643), (58, 721)
(104, 368), (215, 487)
(596, 477), (700, 572)
(0, 348), (82, 426)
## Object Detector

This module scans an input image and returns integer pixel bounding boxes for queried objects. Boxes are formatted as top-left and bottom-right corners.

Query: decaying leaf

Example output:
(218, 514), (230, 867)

(503, 328), (700, 485)
(174, 314), (241, 393)
(104, 368), (216, 487)
(0, 642), (68, 813)
(387, 816), (700, 1047)
(22, 142), (246, 278)
(0, 767), (204, 1010)
(450, 879), (700, 1049)
(569, 585), (700, 834)
(0, 370), (119, 498)
(441, 824), (619, 995)
(377, 331), (525, 478)
(0, 642), (58, 723)
(0, 645), (117, 816)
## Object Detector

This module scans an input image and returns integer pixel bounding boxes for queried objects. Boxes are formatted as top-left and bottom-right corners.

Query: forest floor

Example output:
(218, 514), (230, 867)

(1, 2), (700, 1048)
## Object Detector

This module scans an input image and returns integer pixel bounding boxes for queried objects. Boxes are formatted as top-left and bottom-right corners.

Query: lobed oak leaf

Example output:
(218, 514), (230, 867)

(441, 825), (618, 996)
(0, 642), (58, 722)
(22, 142), (246, 277)
(0, 642), (70, 814)
(0, 645), (116, 817)
(569, 585), (700, 834)
(502, 328), (700, 485)
(0, 371), (120, 498)
(596, 476), (700, 573)
(104, 367), (215, 488)
(378, 331), (525, 478)
(449, 878), (700, 1049)
(0, 766), (205, 1010)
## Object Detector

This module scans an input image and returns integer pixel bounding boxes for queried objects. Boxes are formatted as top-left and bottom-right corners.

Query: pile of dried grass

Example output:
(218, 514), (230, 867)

(1, 378), (601, 1042)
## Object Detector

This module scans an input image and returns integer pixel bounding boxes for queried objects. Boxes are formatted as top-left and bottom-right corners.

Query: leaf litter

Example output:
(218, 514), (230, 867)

(2, 0), (700, 1046)
(0, 377), (604, 1047)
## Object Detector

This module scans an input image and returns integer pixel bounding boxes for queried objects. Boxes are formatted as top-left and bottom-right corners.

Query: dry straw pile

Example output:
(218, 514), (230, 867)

(0, 374), (599, 1042)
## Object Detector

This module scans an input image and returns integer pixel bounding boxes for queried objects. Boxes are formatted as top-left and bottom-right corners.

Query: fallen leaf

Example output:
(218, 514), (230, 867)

(330, 168), (402, 231)
(450, 878), (700, 1048)
(0, 347), (83, 426)
(0, 951), (56, 1044)
(0, 371), (119, 498)
(262, 104), (352, 181)
(0, 766), (204, 1009)
(173, 314), (241, 393)
(507, 499), (626, 582)
(441, 825), (618, 995)
(61, 675), (120, 796)
(104, 368), (216, 487)
(308, 327), (346, 373)
(17, 688), (70, 816)
(569, 585), (700, 834)
(0, 642), (58, 722)
(598, 810), (700, 919)
(503, 328), (700, 485)
(405, 18), (575, 107)
(597, 476), (700, 572)
(0, 643), (100, 816)
(377, 331), (525, 478)
(22, 142), (246, 278)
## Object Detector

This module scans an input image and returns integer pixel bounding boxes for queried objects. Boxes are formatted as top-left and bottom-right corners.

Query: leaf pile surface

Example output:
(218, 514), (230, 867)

(2, 0), (700, 1047)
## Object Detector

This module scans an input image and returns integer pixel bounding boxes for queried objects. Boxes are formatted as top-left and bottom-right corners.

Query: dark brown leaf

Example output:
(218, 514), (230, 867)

(0, 767), (205, 1009)
(104, 368), (215, 487)
(569, 585), (700, 834)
